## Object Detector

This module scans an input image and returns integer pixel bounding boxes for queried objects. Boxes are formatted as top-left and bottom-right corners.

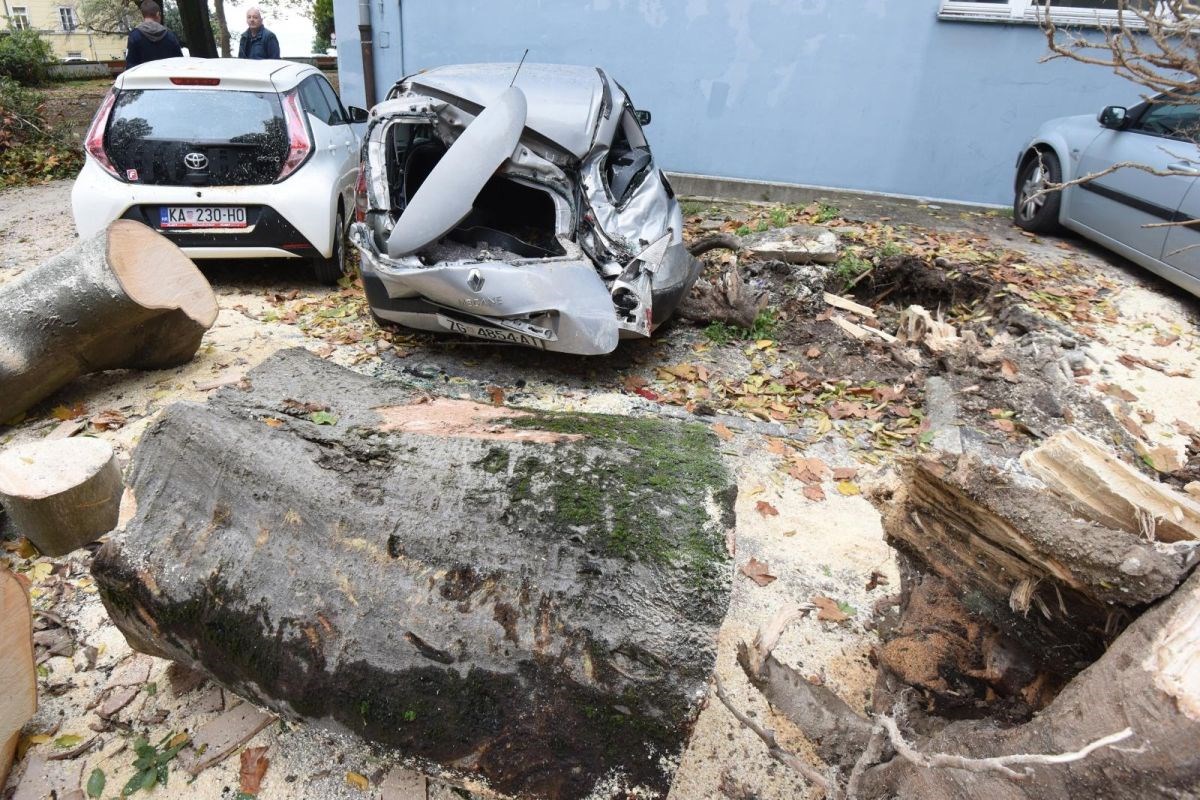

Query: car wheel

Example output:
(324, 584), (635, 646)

(312, 210), (346, 285)
(1014, 150), (1063, 233)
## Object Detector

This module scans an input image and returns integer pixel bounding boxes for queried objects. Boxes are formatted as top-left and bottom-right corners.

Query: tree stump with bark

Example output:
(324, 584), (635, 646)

(0, 437), (123, 556)
(0, 567), (35, 790)
(92, 348), (736, 800)
(0, 219), (218, 422)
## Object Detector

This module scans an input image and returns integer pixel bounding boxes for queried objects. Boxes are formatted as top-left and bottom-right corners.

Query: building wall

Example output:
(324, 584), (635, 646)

(2, 0), (127, 61)
(332, 0), (1140, 206)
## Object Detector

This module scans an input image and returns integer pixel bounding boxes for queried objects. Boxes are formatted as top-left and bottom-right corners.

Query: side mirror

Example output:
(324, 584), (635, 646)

(633, 109), (651, 126)
(347, 105), (369, 123)
(1099, 105), (1127, 130)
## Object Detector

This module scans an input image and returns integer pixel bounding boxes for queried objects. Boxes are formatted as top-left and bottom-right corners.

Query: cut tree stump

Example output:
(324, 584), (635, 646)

(866, 450), (1198, 710)
(0, 567), (36, 790)
(92, 348), (736, 800)
(0, 437), (123, 556)
(0, 219), (218, 422)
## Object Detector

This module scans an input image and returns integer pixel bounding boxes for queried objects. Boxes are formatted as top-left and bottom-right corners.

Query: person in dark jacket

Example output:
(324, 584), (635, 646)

(237, 7), (280, 59)
(125, 0), (183, 69)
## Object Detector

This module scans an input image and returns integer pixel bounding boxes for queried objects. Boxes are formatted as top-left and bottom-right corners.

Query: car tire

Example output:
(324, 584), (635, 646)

(312, 210), (346, 286)
(1014, 150), (1063, 233)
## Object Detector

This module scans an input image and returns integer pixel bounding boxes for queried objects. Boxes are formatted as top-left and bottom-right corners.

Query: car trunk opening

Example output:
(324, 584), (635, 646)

(105, 89), (288, 186)
(383, 121), (565, 263)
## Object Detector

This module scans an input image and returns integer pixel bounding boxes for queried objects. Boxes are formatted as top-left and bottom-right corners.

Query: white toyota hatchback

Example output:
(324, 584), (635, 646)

(71, 57), (364, 283)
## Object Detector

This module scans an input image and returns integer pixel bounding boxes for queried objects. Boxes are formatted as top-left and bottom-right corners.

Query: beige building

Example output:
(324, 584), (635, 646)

(2, 0), (128, 61)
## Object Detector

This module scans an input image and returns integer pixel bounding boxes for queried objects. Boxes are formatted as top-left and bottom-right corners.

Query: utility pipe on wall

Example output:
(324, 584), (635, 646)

(358, 0), (376, 107)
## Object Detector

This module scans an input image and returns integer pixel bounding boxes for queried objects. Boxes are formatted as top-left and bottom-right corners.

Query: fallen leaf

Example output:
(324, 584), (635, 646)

(832, 467), (858, 481)
(87, 767), (105, 798)
(308, 410), (338, 426)
(486, 385), (505, 406)
(622, 374), (648, 392)
(836, 481), (860, 496)
(89, 409), (128, 431)
(811, 596), (850, 622)
(993, 418), (1016, 433)
(53, 734), (83, 749)
(239, 746), (270, 795)
(803, 485), (826, 502)
(1000, 359), (1019, 383)
(1097, 383), (1138, 402)
(755, 500), (779, 517)
(282, 399), (329, 414)
(51, 402), (87, 421)
(741, 558), (777, 587)
(1135, 440), (1184, 473)
(712, 422), (734, 442)
(1154, 334), (1180, 347)
(346, 772), (370, 791)
(806, 347), (821, 358)
(263, 418), (284, 428)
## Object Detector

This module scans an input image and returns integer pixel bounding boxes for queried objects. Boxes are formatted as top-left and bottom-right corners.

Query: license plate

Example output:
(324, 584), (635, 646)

(159, 206), (247, 229)
(436, 315), (546, 349)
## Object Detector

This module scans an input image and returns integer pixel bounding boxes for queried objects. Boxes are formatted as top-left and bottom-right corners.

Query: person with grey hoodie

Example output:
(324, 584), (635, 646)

(125, 0), (183, 69)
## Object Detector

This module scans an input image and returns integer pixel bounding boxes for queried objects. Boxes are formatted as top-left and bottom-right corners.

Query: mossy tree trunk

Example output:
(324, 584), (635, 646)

(93, 349), (735, 800)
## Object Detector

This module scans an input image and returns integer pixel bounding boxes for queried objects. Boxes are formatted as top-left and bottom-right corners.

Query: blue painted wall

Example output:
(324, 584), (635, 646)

(332, 0), (1139, 205)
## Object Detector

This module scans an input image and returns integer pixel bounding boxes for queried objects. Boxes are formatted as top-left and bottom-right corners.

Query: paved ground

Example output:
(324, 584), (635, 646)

(3, 180), (1199, 800)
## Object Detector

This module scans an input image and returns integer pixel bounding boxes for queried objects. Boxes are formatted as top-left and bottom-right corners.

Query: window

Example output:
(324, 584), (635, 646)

(66, 50), (82, 59)
(10, 6), (30, 29)
(315, 76), (348, 125)
(1132, 99), (1200, 142)
(59, 6), (77, 31)
(298, 75), (337, 126)
(939, 0), (1158, 27)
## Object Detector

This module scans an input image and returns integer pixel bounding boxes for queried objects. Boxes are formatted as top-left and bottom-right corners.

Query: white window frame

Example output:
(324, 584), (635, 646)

(66, 50), (82, 58)
(938, 0), (1157, 29)
(58, 5), (77, 31)
(10, 6), (30, 29)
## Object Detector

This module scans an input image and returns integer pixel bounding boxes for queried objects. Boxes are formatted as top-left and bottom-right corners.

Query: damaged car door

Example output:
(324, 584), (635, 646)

(350, 63), (700, 356)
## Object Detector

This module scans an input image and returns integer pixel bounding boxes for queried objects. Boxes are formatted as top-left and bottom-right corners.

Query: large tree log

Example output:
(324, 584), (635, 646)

(0, 438), (123, 556)
(92, 348), (735, 800)
(0, 220), (218, 422)
(866, 451), (1198, 707)
(0, 567), (36, 790)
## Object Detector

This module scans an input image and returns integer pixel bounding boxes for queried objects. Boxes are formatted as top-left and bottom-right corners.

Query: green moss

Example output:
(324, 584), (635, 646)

(505, 411), (732, 592)
(476, 447), (510, 475)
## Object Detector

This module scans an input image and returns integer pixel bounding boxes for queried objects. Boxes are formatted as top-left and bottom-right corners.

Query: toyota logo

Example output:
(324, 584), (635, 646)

(183, 152), (208, 170)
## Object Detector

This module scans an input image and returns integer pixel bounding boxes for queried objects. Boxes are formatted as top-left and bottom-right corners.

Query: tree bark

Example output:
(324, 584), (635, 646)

(211, 0), (231, 58)
(92, 348), (736, 800)
(0, 438), (123, 556)
(0, 220), (218, 423)
(679, 235), (766, 329)
(0, 567), (36, 790)
(175, 0), (217, 58)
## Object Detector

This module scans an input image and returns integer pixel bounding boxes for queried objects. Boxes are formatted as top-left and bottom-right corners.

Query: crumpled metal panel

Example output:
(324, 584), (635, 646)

(386, 86), (528, 257)
(407, 63), (607, 160)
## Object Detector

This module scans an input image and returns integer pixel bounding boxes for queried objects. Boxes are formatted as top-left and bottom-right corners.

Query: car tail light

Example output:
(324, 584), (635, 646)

(354, 163), (368, 222)
(84, 89), (119, 179)
(169, 77), (220, 86)
(276, 90), (312, 182)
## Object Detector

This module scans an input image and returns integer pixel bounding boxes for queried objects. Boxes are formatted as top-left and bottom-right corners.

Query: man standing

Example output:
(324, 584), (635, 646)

(237, 7), (280, 59)
(125, 0), (183, 69)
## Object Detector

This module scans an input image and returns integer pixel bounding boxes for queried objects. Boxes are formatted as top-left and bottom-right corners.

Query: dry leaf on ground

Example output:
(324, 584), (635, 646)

(755, 500), (779, 517)
(239, 746), (269, 795)
(741, 558), (777, 587)
(811, 595), (851, 622)
(712, 422), (734, 441)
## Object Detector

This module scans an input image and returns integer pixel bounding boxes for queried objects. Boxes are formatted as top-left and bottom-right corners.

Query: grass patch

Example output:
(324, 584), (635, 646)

(831, 253), (873, 288)
(768, 206), (792, 228)
(812, 202), (841, 223)
(702, 309), (778, 345)
(680, 200), (707, 216)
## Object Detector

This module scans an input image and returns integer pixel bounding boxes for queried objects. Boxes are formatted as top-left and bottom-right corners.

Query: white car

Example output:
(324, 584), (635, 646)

(71, 57), (365, 283)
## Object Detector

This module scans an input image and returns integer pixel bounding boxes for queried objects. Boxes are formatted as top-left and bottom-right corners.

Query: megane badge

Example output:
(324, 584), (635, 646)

(184, 152), (208, 170)
(467, 269), (485, 293)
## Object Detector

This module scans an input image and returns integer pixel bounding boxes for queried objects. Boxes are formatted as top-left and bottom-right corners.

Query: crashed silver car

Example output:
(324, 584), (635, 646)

(350, 63), (701, 355)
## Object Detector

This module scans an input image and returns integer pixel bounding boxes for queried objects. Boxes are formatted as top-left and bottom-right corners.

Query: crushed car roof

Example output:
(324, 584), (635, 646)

(405, 63), (614, 160)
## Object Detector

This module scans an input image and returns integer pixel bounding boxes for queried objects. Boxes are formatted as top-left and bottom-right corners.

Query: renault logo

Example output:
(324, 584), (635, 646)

(183, 152), (208, 170)
(467, 269), (485, 293)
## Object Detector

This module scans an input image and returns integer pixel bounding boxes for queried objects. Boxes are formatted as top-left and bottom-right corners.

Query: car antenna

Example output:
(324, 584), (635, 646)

(510, 49), (529, 87)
